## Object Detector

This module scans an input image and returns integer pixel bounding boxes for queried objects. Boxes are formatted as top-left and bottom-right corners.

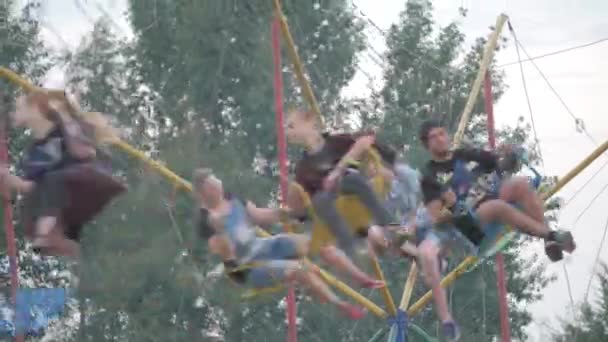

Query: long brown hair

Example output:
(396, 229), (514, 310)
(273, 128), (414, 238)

(23, 90), (117, 143)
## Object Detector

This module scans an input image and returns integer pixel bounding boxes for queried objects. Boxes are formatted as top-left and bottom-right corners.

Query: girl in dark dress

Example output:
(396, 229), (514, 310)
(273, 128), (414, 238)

(0, 91), (126, 259)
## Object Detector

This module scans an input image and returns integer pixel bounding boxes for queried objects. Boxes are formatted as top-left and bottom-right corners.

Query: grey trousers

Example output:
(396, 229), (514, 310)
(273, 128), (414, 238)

(311, 171), (394, 255)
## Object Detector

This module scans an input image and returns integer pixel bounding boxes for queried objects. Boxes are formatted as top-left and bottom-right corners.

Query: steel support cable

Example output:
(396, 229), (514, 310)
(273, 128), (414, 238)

(508, 22), (597, 145)
(508, 21), (545, 169)
(498, 37), (608, 68)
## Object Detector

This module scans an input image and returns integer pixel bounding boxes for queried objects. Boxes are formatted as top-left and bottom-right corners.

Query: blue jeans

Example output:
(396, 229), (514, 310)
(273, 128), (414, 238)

(244, 235), (300, 288)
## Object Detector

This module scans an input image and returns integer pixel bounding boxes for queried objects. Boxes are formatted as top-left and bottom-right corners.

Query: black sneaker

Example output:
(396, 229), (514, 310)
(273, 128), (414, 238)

(554, 230), (576, 253)
(544, 240), (563, 262)
(545, 230), (576, 262)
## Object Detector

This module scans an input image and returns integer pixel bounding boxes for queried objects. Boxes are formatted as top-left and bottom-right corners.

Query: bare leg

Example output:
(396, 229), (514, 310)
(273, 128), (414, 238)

(208, 235), (235, 260)
(33, 216), (80, 258)
(418, 239), (453, 323)
(367, 225), (388, 256)
(500, 177), (544, 223)
(340, 172), (394, 226)
(312, 191), (357, 256)
(287, 263), (366, 320)
(45, 228), (80, 258)
(287, 263), (337, 304)
(287, 234), (310, 257)
(32, 216), (57, 247)
(476, 199), (550, 238)
(399, 241), (419, 258)
(319, 245), (384, 289)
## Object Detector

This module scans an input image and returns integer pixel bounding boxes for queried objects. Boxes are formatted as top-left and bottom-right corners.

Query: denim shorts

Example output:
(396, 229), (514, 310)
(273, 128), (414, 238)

(415, 206), (515, 256)
(243, 235), (300, 288)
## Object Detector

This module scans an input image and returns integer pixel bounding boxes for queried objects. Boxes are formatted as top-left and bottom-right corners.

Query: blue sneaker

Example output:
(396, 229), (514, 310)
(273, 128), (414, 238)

(442, 321), (462, 342)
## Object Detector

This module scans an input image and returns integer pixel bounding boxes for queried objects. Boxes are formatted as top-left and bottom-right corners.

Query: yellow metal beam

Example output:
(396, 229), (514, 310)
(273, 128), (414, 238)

(399, 262), (418, 310)
(0, 67), (39, 92)
(408, 256), (476, 316)
(272, 0), (323, 125)
(540, 139), (608, 200)
(371, 254), (398, 316)
(453, 14), (509, 147)
(314, 261), (388, 318)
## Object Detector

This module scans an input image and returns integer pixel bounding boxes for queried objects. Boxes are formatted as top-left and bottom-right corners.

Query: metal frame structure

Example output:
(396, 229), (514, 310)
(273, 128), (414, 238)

(0, 5), (606, 341)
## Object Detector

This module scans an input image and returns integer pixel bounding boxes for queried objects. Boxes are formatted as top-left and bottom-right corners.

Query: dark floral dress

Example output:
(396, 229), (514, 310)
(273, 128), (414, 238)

(20, 117), (126, 241)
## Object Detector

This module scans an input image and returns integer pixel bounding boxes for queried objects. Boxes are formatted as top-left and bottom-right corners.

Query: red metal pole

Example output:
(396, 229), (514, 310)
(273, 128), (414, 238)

(272, 17), (298, 342)
(0, 102), (22, 342)
(484, 72), (511, 342)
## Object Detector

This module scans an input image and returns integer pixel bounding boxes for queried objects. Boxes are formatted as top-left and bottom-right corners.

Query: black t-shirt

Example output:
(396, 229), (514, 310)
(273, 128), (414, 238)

(294, 133), (358, 195)
(421, 148), (498, 206)
(294, 132), (396, 195)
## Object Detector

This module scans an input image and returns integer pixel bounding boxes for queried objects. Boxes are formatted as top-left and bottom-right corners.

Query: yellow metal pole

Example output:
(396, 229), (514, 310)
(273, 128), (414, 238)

(370, 255), (398, 316)
(271, 0), (399, 316)
(313, 261), (388, 318)
(409, 136), (608, 317)
(453, 14), (508, 147)
(256, 228), (388, 318)
(272, 0), (323, 124)
(541, 138), (608, 200)
(0, 67), (388, 317)
(0, 67), (39, 92)
(399, 262), (418, 310)
(408, 256), (477, 316)
(112, 140), (192, 191)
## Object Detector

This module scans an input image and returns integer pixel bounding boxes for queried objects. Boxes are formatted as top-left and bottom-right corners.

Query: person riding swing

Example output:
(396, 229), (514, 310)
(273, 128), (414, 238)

(193, 168), (367, 320)
(0, 91), (126, 259)
(415, 119), (576, 341)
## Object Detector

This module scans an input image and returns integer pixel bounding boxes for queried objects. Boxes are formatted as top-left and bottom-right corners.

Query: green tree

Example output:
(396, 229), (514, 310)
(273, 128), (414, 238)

(552, 263), (608, 342)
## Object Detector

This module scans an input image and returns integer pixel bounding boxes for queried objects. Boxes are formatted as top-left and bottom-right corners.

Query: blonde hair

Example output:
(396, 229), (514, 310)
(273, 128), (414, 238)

(287, 108), (320, 127)
(192, 168), (213, 192)
(23, 89), (119, 143)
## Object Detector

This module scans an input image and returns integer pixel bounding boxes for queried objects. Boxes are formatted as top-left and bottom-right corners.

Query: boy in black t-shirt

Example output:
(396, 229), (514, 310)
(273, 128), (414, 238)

(416, 120), (575, 341)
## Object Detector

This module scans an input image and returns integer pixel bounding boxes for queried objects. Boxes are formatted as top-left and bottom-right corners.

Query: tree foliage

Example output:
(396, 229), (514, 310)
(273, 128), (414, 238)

(552, 263), (608, 342)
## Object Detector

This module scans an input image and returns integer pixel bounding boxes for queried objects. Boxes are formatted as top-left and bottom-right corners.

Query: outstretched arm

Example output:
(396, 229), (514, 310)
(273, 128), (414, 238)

(334, 134), (375, 174)
(246, 201), (291, 227)
(456, 148), (498, 173)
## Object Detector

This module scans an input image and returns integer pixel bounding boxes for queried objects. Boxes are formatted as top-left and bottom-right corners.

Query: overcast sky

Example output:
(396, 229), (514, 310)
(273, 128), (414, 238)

(21, 1), (608, 341)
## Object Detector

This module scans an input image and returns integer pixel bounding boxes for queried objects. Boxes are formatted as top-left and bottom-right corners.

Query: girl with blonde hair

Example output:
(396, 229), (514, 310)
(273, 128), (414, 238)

(0, 90), (126, 258)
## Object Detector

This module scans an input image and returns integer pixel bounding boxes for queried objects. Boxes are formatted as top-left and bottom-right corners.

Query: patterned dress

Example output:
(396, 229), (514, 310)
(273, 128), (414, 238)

(20, 119), (126, 241)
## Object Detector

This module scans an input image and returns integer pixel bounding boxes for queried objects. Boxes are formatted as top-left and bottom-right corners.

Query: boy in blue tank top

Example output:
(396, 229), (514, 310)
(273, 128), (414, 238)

(192, 168), (366, 320)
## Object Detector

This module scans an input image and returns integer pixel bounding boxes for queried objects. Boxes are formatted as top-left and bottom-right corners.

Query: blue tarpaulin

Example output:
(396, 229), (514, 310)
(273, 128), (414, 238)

(0, 288), (68, 337)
